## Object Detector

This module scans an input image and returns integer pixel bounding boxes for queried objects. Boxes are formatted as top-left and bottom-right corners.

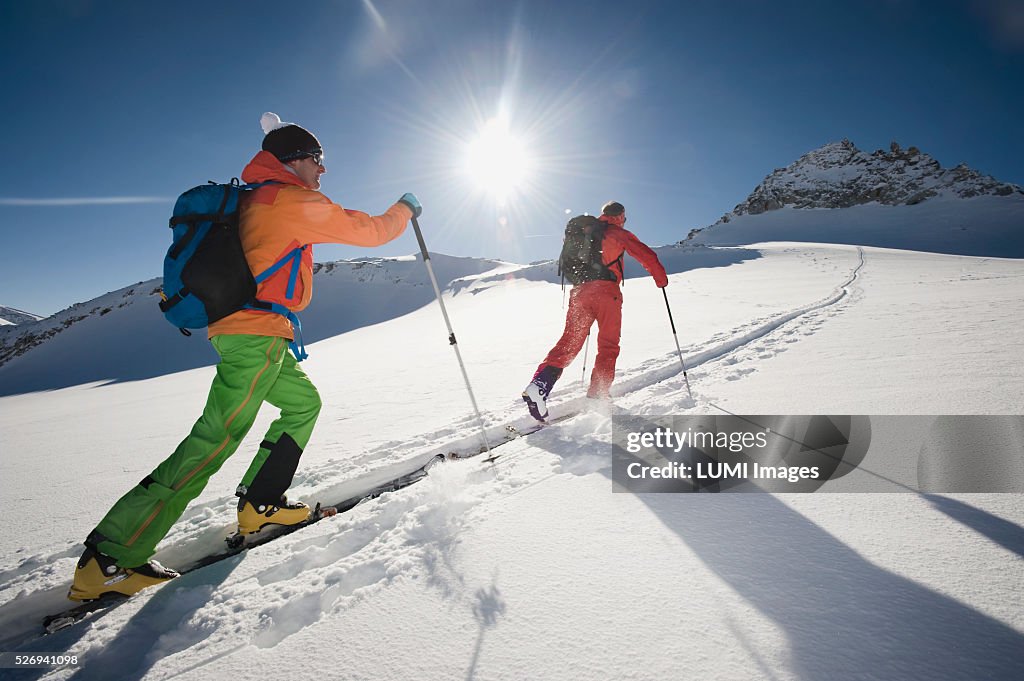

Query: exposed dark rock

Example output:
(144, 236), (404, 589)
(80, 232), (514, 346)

(716, 140), (1021, 222)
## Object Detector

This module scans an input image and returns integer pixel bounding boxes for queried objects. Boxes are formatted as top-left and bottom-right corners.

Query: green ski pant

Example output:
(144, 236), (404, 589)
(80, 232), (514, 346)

(92, 334), (322, 567)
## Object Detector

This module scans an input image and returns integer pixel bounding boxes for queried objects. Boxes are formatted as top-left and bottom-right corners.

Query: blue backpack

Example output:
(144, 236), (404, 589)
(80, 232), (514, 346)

(158, 178), (308, 360)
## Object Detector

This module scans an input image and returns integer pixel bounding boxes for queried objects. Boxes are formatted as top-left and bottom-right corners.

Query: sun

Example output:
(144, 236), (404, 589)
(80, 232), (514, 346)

(464, 117), (531, 204)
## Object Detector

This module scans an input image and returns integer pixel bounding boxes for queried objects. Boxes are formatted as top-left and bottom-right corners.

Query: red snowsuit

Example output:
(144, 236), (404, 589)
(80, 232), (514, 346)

(537, 214), (668, 398)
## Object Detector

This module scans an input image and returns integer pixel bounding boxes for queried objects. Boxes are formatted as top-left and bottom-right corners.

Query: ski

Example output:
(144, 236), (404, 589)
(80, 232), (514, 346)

(485, 412), (578, 462)
(39, 454), (446, 636)
(43, 593), (128, 634)
(39, 411), (578, 636)
(449, 411), (579, 464)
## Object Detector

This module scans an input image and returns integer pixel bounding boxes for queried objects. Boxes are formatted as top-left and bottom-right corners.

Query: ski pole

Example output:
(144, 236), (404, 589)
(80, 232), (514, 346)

(410, 217), (490, 452)
(581, 331), (591, 383)
(662, 288), (693, 401)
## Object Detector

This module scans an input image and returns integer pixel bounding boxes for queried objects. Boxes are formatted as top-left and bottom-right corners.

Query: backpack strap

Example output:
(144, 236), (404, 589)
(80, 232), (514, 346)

(248, 244), (310, 361)
(254, 245), (307, 299)
(244, 300), (308, 362)
(594, 222), (624, 284)
(222, 181), (305, 360)
(610, 253), (625, 285)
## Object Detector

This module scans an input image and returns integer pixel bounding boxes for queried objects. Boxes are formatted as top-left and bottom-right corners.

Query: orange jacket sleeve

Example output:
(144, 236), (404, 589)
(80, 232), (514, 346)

(209, 184), (414, 339)
(271, 186), (412, 247)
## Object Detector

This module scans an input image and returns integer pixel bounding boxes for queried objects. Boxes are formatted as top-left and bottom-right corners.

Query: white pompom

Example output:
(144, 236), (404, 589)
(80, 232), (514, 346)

(260, 112), (286, 134)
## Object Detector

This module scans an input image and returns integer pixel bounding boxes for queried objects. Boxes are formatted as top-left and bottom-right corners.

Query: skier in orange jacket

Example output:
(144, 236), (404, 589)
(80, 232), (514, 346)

(71, 113), (420, 602)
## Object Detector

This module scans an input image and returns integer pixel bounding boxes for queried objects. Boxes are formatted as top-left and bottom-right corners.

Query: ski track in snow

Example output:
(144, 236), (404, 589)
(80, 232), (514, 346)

(1, 247), (871, 659)
(18, 449), (538, 678)
(689, 247), (866, 400)
(617, 246), (866, 409)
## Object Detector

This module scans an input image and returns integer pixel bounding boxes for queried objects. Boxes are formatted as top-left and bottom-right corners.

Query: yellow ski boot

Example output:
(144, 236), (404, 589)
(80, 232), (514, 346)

(237, 496), (312, 536)
(69, 547), (179, 602)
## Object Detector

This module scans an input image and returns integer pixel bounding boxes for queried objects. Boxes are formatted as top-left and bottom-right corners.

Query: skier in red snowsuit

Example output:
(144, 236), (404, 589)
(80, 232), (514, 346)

(523, 201), (668, 420)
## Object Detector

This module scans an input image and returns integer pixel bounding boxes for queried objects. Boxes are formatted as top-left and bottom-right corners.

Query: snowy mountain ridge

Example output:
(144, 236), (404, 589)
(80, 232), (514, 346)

(0, 280), (157, 366)
(0, 253), (511, 394)
(0, 305), (43, 326)
(684, 140), (1024, 257)
(715, 139), (1022, 224)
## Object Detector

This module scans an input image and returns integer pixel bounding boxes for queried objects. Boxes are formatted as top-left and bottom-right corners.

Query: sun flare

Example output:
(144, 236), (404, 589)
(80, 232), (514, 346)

(465, 117), (531, 203)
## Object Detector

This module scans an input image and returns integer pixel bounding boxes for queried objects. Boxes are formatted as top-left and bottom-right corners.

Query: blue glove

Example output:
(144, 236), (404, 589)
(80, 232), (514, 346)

(398, 192), (422, 218)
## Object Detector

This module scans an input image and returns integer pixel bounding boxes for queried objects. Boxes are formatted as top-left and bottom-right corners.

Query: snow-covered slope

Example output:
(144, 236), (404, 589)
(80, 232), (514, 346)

(0, 247), (757, 397)
(688, 194), (1024, 257)
(0, 305), (42, 326)
(1, 138), (1022, 678)
(0, 253), (511, 396)
(687, 140), (1024, 256)
(0, 242), (1022, 680)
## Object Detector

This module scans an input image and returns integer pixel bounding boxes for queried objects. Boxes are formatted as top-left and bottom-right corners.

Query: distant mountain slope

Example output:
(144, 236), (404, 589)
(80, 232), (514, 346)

(0, 253), (508, 395)
(687, 140), (1024, 257)
(0, 243), (764, 397)
(0, 306), (42, 326)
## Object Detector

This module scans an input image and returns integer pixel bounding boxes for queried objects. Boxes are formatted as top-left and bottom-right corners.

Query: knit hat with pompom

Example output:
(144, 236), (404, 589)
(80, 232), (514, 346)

(260, 112), (322, 162)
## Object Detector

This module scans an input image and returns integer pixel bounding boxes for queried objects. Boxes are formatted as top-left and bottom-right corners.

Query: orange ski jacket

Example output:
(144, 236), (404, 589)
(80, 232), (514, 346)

(208, 151), (412, 339)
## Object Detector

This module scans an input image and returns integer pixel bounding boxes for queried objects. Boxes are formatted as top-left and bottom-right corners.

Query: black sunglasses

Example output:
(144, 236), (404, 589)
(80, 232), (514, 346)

(282, 149), (324, 165)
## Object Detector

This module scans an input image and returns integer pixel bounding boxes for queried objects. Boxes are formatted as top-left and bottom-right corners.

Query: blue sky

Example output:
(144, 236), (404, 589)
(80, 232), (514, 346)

(1, 0), (1021, 316)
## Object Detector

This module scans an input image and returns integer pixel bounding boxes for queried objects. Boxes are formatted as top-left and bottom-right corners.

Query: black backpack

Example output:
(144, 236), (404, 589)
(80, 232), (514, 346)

(558, 215), (621, 285)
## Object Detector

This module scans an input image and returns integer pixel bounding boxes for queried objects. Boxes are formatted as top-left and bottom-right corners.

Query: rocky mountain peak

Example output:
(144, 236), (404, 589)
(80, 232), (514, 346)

(717, 139), (1022, 224)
